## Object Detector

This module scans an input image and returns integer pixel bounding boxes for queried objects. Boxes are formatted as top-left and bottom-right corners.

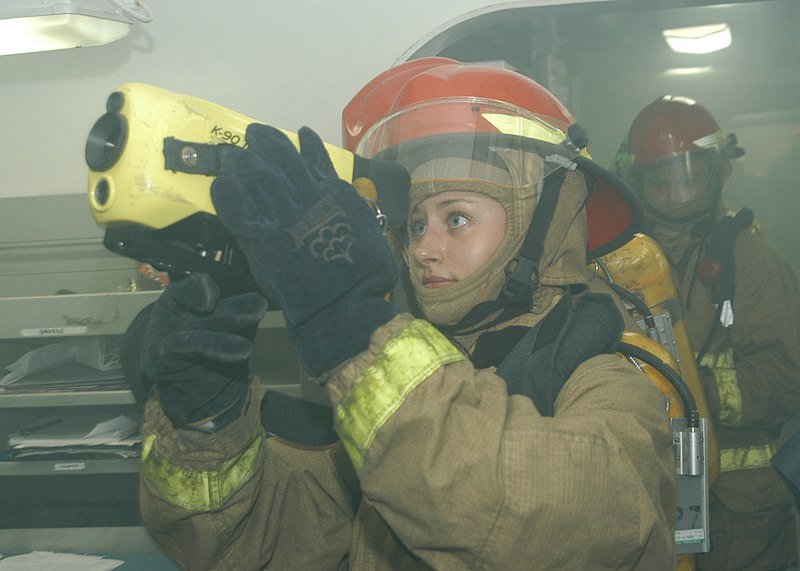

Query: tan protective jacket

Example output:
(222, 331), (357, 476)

(140, 313), (675, 570)
(139, 169), (676, 570)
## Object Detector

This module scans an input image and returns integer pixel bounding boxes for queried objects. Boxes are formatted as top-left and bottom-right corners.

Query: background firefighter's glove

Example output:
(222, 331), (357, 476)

(210, 124), (398, 376)
(130, 272), (268, 429)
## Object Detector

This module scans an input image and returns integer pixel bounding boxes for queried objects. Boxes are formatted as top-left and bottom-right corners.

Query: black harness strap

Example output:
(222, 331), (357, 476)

(492, 292), (624, 416)
(695, 208), (753, 363)
(438, 168), (569, 338)
(260, 389), (338, 446)
(502, 168), (567, 303)
(260, 292), (623, 443)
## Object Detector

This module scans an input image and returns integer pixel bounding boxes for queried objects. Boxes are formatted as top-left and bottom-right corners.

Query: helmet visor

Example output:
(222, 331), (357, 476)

(356, 97), (578, 189)
(634, 151), (716, 215)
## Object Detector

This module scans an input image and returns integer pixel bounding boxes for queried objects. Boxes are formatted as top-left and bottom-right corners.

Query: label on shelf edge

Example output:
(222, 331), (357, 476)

(54, 462), (87, 471)
(21, 326), (88, 337)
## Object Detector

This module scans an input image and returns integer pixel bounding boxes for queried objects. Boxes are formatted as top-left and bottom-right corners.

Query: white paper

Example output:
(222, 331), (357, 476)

(719, 299), (734, 327)
(1, 337), (121, 387)
(0, 551), (123, 570)
(8, 415), (140, 449)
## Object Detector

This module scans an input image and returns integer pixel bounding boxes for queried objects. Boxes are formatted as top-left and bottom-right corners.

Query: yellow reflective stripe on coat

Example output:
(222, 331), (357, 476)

(336, 319), (464, 471)
(720, 444), (775, 472)
(700, 348), (741, 427)
(141, 431), (262, 511)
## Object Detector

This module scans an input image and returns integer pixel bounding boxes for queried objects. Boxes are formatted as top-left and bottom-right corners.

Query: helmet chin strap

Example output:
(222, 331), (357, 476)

(414, 124), (592, 339)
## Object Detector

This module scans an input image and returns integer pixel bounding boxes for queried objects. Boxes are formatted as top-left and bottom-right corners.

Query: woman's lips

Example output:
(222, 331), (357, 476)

(423, 275), (455, 288)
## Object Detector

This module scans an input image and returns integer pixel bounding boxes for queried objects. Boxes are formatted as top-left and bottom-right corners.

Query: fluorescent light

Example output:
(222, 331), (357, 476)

(0, 0), (136, 56)
(663, 23), (731, 54)
(665, 66), (714, 76)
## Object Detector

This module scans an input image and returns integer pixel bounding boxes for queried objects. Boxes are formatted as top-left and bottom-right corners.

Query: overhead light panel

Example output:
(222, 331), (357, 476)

(663, 23), (731, 54)
(0, 0), (152, 57)
(664, 66), (714, 77)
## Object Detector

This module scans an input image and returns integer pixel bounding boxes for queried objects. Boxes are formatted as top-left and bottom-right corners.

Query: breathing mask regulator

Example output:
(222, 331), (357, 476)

(342, 57), (641, 336)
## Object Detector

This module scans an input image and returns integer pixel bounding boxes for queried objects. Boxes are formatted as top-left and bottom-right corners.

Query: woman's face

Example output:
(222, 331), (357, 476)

(408, 191), (507, 289)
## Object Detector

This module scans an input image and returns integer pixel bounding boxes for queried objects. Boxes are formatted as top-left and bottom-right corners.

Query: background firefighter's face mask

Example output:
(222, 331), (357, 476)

(638, 152), (717, 218)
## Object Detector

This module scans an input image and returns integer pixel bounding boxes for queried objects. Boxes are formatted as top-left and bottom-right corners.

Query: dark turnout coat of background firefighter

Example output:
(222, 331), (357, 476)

(622, 95), (800, 570)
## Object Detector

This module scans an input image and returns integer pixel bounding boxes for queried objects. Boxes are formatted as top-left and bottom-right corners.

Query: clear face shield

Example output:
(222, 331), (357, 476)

(355, 97), (580, 214)
(633, 151), (719, 219)
(355, 97), (582, 326)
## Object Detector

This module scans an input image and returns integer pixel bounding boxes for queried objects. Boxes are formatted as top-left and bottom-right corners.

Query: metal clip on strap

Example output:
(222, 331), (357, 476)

(503, 256), (539, 302)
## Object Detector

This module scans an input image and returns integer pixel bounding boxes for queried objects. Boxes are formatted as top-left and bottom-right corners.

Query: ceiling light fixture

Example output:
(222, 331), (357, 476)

(664, 66), (714, 76)
(0, 0), (152, 57)
(663, 23), (731, 55)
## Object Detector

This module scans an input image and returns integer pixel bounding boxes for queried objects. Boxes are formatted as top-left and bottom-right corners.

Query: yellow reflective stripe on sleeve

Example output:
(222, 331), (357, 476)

(720, 444), (775, 472)
(336, 319), (464, 471)
(141, 431), (262, 511)
(700, 348), (741, 427)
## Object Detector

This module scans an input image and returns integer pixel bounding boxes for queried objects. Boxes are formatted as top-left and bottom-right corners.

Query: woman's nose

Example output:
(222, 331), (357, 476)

(413, 228), (443, 266)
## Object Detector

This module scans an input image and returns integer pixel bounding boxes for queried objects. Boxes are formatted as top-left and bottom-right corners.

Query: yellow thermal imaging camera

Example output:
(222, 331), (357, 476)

(85, 82), (409, 285)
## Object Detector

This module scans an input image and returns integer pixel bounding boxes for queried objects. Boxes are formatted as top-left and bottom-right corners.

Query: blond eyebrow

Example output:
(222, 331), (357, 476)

(434, 196), (479, 210)
(409, 194), (484, 221)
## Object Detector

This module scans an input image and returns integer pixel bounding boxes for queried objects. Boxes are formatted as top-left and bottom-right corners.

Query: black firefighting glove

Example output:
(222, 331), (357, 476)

(128, 272), (268, 429)
(210, 124), (398, 376)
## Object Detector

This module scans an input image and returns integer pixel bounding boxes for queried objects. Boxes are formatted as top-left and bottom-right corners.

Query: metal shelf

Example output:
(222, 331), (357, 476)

(0, 458), (139, 476)
(0, 195), (293, 542)
(0, 526), (173, 560)
(0, 291), (160, 339)
(0, 389), (137, 408)
(0, 290), (287, 340)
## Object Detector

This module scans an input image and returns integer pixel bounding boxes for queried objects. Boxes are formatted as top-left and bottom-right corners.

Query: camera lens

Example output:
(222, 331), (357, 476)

(93, 178), (111, 207)
(85, 111), (128, 171)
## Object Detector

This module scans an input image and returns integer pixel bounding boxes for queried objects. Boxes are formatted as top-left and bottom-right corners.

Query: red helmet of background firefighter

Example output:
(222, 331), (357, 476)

(617, 96), (744, 236)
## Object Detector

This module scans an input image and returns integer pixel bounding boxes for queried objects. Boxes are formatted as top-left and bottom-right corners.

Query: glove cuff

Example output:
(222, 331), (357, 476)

(289, 294), (396, 376)
(157, 362), (251, 429)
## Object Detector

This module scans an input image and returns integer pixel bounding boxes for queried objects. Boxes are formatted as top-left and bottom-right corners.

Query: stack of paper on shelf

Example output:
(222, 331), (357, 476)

(0, 337), (126, 393)
(6, 414), (141, 460)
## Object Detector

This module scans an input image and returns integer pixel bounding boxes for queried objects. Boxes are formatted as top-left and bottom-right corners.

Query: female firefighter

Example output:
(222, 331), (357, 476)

(128, 58), (676, 569)
(619, 95), (800, 570)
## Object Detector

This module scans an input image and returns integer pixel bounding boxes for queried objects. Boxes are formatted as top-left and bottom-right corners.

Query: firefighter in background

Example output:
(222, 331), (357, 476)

(619, 96), (800, 571)
(126, 58), (676, 569)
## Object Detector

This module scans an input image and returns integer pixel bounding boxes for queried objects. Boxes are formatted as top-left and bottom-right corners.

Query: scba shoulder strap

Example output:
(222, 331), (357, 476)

(701, 207), (754, 305)
(263, 292), (626, 443)
(695, 207), (754, 361)
(489, 292), (624, 416)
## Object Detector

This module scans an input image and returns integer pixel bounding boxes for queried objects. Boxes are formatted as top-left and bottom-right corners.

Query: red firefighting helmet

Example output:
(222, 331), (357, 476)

(626, 95), (742, 166)
(623, 95), (744, 217)
(342, 57), (641, 259)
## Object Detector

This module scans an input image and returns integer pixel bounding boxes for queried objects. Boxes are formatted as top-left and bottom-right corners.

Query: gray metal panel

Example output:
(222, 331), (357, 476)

(0, 194), (140, 298)
(673, 417), (711, 554)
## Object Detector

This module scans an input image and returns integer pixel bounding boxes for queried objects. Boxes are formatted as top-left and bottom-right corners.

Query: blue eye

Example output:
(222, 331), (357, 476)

(448, 213), (469, 229)
(410, 219), (427, 236)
